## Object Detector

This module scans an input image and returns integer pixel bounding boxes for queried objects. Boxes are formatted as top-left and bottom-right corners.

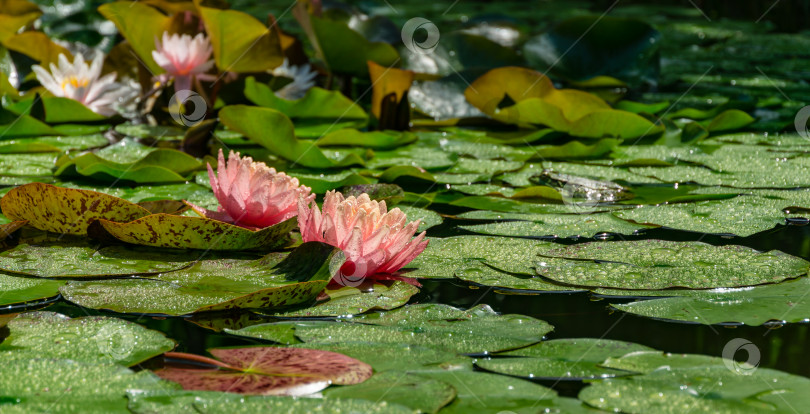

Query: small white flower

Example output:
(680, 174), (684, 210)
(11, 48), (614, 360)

(272, 59), (317, 100)
(32, 53), (136, 117)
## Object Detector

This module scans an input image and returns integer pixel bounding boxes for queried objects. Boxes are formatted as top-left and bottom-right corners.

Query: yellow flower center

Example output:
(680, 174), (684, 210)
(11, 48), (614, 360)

(61, 76), (89, 90)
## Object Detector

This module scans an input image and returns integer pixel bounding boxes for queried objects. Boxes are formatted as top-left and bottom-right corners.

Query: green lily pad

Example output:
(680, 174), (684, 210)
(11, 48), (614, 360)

(0, 134), (108, 153)
(228, 304), (553, 354)
(580, 364), (810, 413)
(127, 391), (413, 414)
(397, 205), (443, 232)
(0, 183), (151, 235)
(245, 77), (369, 123)
(614, 277), (810, 325)
(55, 149), (202, 184)
(290, 342), (472, 373)
(0, 243), (191, 278)
(0, 312), (174, 366)
(614, 191), (810, 236)
(403, 235), (574, 292)
(219, 105), (364, 168)
(318, 129), (416, 150)
(477, 338), (654, 380)
(94, 215), (296, 251)
(460, 211), (655, 238)
(425, 370), (593, 414)
(0, 153), (58, 176)
(536, 240), (809, 290)
(155, 346), (372, 395)
(60, 242), (340, 315)
(0, 358), (177, 414)
(324, 371), (456, 413)
(0, 273), (64, 306)
(270, 280), (419, 317)
(287, 169), (374, 193)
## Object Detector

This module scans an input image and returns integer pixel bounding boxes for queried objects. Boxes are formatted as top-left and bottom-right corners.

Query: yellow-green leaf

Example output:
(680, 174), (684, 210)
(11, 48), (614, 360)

(0, 183), (151, 235)
(95, 214), (296, 250)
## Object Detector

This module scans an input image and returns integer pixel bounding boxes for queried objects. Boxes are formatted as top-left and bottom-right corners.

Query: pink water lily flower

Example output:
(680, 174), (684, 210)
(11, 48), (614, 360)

(152, 32), (215, 92)
(32, 54), (136, 116)
(188, 150), (314, 229)
(297, 191), (428, 286)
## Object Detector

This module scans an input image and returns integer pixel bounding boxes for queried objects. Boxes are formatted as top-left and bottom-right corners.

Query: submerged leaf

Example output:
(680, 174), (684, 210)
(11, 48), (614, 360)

(155, 346), (372, 395)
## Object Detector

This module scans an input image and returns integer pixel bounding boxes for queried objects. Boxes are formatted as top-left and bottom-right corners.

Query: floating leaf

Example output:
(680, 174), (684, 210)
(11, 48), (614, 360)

(580, 364), (810, 413)
(127, 390), (413, 414)
(0, 243), (191, 278)
(290, 342), (472, 373)
(0, 358), (176, 413)
(403, 235), (574, 292)
(426, 370), (592, 414)
(477, 338), (654, 380)
(536, 240), (809, 290)
(270, 280), (418, 317)
(615, 190), (810, 237)
(613, 277), (810, 326)
(60, 242), (340, 315)
(155, 346), (372, 395)
(7, 96), (106, 123)
(229, 304), (553, 354)
(460, 211), (655, 238)
(0, 273), (64, 306)
(0, 183), (150, 235)
(55, 149), (202, 184)
(324, 371), (455, 414)
(0, 311), (174, 366)
(94, 215), (296, 251)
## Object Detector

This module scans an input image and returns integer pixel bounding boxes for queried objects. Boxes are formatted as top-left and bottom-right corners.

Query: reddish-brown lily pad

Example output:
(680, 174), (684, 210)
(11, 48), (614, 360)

(0, 183), (150, 235)
(156, 346), (372, 395)
(93, 215), (296, 250)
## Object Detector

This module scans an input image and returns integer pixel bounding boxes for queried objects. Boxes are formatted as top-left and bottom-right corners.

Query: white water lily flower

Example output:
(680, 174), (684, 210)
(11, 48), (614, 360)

(271, 59), (317, 100)
(31, 53), (135, 117)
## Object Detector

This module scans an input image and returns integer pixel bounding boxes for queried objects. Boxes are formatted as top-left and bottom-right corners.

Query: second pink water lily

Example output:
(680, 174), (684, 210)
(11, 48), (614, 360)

(188, 150), (314, 229)
(297, 191), (428, 286)
(152, 32), (215, 92)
